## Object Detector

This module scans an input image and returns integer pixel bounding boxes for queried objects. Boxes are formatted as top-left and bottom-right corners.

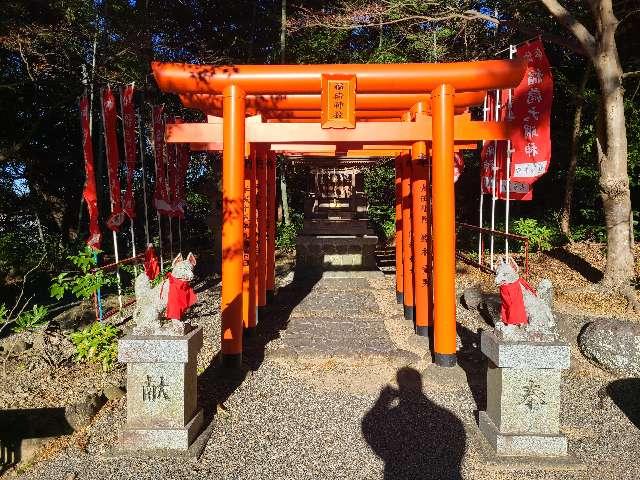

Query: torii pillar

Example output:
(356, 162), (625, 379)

(221, 85), (246, 368)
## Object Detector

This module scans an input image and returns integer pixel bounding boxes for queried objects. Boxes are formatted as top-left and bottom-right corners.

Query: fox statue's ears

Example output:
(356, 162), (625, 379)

(508, 256), (519, 273)
(172, 253), (184, 268)
(186, 252), (196, 266)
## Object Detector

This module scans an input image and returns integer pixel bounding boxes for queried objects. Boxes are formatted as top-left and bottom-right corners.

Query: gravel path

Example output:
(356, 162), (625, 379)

(7, 268), (640, 480)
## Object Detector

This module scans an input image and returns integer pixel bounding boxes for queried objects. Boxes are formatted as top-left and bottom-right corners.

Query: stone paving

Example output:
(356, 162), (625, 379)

(271, 273), (416, 362)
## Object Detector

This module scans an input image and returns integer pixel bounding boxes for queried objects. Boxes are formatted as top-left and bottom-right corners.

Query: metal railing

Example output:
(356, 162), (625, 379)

(456, 222), (529, 277)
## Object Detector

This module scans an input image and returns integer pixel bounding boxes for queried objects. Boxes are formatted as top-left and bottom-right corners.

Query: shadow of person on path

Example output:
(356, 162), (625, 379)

(362, 367), (466, 480)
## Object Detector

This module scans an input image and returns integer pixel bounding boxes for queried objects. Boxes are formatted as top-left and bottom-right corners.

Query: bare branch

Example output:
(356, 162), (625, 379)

(622, 71), (640, 79)
(538, 0), (596, 57)
(288, 5), (499, 32)
(7, 254), (46, 321)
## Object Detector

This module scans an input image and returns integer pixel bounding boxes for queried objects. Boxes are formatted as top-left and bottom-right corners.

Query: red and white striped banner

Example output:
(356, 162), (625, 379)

(101, 86), (126, 230)
(80, 95), (101, 249)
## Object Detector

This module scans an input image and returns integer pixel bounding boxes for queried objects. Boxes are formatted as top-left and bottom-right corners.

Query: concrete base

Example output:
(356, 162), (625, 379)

(120, 409), (204, 451)
(479, 411), (568, 457)
(296, 235), (378, 272)
(118, 328), (204, 452)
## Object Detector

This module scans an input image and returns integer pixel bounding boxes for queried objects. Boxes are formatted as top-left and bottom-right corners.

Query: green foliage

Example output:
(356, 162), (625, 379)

(364, 162), (396, 241)
(49, 247), (115, 301)
(368, 206), (396, 242)
(512, 218), (559, 252)
(276, 211), (304, 252)
(0, 302), (49, 334)
(70, 322), (120, 371)
(13, 305), (49, 333)
(0, 304), (7, 324)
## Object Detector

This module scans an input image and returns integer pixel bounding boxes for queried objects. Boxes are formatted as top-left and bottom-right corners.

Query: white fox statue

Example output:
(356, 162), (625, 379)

(493, 257), (557, 341)
(133, 252), (197, 336)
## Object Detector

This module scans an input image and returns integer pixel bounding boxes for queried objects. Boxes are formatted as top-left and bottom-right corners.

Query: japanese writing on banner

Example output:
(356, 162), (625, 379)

(506, 39), (553, 200)
(321, 74), (356, 128)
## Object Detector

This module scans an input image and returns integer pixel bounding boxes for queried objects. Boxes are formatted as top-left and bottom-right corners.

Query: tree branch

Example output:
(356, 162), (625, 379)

(538, 0), (596, 57)
(288, 6), (500, 32)
(622, 71), (640, 79)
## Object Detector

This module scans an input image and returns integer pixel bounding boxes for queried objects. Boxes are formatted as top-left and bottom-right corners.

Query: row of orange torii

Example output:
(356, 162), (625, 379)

(152, 59), (528, 368)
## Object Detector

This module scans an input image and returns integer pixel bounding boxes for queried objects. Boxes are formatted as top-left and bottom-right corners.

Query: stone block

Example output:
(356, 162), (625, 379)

(479, 411), (567, 456)
(296, 235), (378, 272)
(479, 328), (570, 458)
(120, 409), (203, 451)
(481, 329), (570, 369)
(118, 327), (203, 452)
(485, 361), (561, 435)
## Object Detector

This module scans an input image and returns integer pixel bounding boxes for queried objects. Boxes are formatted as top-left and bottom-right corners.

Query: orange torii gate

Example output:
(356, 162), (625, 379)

(153, 60), (526, 368)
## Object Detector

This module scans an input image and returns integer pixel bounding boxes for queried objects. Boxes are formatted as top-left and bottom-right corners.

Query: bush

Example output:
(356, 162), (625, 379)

(368, 205), (395, 242)
(70, 321), (120, 371)
(276, 211), (304, 252)
(50, 247), (116, 301)
(511, 218), (559, 252)
(363, 161), (396, 241)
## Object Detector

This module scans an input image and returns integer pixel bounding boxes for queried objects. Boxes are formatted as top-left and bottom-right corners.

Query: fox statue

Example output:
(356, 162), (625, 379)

(494, 257), (556, 340)
(133, 252), (197, 335)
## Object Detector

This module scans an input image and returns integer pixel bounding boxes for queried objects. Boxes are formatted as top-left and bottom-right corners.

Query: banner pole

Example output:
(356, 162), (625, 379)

(169, 216), (174, 260)
(158, 213), (164, 271)
(120, 86), (138, 277)
(505, 45), (516, 260)
(489, 88), (501, 270)
(138, 113), (150, 245)
(479, 93), (488, 266)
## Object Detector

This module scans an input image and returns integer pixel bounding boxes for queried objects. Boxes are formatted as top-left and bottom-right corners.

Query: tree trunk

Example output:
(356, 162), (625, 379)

(591, 3), (634, 286)
(560, 64), (590, 240)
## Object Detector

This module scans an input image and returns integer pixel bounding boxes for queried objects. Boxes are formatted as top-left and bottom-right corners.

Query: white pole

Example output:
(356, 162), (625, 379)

(151, 106), (164, 271)
(479, 93), (488, 265)
(178, 218), (182, 254)
(158, 214), (164, 272)
(490, 88), (501, 269)
(112, 229), (123, 311)
(129, 221), (137, 276)
(169, 215), (174, 260)
(138, 113), (150, 245)
(505, 44), (516, 260)
(120, 85), (137, 277)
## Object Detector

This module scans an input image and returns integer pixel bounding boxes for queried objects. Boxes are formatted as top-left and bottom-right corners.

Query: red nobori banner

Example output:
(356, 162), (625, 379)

(152, 105), (172, 215)
(101, 86), (126, 230)
(120, 84), (137, 219)
(79, 95), (101, 250)
(505, 39), (553, 200)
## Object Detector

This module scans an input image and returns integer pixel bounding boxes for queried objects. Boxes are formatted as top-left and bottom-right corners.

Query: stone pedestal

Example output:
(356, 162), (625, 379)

(296, 235), (378, 272)
(479, 329), (570, 457)
(118, 327), (203, 452)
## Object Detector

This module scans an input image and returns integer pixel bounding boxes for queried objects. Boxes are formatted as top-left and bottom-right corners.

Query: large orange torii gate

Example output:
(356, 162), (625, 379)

(153, 59), (526, 368)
